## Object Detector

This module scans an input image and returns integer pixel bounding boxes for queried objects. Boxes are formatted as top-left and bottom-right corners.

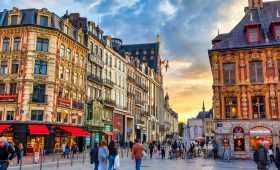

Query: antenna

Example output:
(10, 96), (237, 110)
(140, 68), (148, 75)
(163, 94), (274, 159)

(97, 16), (100, 26)
(114, 23), (116, 38)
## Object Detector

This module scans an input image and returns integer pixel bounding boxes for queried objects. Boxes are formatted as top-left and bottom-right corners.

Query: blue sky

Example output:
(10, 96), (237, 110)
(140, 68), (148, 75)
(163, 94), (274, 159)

(0, 0), (263, 122)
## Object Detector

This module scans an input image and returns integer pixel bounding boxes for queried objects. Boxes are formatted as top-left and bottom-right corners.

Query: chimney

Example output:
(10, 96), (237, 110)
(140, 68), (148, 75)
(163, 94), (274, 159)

(248, 0), (263, 9)
(66, 10), (68, 15)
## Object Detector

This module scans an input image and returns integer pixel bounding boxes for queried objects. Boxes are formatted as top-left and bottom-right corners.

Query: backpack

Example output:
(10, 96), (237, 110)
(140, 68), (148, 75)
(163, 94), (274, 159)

(100, 147), (107, 161)
(253, 149), (259, 164)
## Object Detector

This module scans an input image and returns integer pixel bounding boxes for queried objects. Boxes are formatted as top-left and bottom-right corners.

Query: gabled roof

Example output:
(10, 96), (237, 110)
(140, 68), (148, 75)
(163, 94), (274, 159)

(210, 1), (280, 51)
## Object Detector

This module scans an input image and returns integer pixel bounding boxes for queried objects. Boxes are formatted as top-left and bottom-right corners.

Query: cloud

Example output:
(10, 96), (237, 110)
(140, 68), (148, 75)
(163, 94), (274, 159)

(158, 0), (179, 19)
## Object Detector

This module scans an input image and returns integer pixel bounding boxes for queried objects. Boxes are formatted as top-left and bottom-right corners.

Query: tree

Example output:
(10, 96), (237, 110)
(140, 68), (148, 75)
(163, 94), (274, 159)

(178, 122), (185, 137)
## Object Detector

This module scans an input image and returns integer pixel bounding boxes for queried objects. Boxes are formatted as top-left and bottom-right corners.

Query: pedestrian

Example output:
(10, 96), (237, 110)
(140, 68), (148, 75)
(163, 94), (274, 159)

(65, 143), (70, 158)
(98, 141), (108, 170)
(149, 142), (153, 159)
(71, 143), (77, 156)
(269, 145), (275, 164)
(275, 146), (280, 170)
(142, 142), (149, 159)
(0, 137), (15, 170)
(90, 142), (99, 170)
(108, 140), (118, 170)
(276, 145), (280, 153)
(131, 139), (144, 170)
(255, 141), (270, 170)
(161, 142), (166, 159)
(16, 143), (24, 165)
(61, 142), (66, 158)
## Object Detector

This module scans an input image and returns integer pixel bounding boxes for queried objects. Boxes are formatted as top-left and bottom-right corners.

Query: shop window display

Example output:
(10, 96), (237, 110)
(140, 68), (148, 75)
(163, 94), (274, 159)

(249, 126), (272, 150)
(233, 127), (245, 151)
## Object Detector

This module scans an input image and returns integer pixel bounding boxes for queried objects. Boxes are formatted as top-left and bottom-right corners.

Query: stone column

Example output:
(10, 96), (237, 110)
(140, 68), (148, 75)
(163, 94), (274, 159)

(244, 134), (251, 159)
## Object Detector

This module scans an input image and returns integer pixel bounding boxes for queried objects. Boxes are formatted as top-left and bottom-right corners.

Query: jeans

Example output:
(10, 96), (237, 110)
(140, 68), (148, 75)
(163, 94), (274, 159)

(108, 156), (115, 170)
(135, 159), (142, 170)
(0, 162), (7, 170)
(94, 162), (99, 170)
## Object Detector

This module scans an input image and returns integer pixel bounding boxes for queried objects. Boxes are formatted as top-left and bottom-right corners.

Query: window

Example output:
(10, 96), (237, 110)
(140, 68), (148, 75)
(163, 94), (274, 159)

(66, 49), (71, 60)
(80, 57), (84, 66)
(109, 57), (112, 67)
(56, 112), (61, 122)
(78, 115), (82, 124)
(143, 56), (147, 61)
(64, 89), (69, 98)
(6, 111), (14, 121)
(136, 51), (139, 55)
(115, 58), (117, 67)
(0, 61), (8, 74)
(31, 110), (44, 121)
(64, 25), (68, 34)
(60, 45), (65, 57)
(34, 60), (47, 74)
(150, 56), (154, 60)
(11, 15), (18, 25)
(224, 97), (238, 119)
(36, 38), (48, 52)
(95, 45), (98, 55)
(252, 96), (266, 119)
(105, 55), (108, 65)
(40, 16), (48, 27)
(0, 84), (5, 94)
(223, 63), (236, 84)
(75, 54), (79, 64)
(78, 35), (82, 43)
(0, 111), (3, 121)
(72, 118), (76, 124)
(151, 50), (154, 54)
(119, 61), (121, 70)
(248, 27), (258, 42)
(13, 37), (21, 50)
(250, 61), (263, 83)
(63, 114), (68, 123)
(143, 50), (147, 55)
(58, 87), (63, 98)
(276, 25), (280, 40)
(65, 69), (70, 81)
(32, 84), (46, 103)
(88, 63), (92, 74)
(79, 75), (83, 85)
(90, 42), (93, 53)
(74, 73), (78, 84)
(2, 38), (10, 51)
(9, 83), (16, 94)
(11, 60), (19, 74)
(59, 66), (64, 79)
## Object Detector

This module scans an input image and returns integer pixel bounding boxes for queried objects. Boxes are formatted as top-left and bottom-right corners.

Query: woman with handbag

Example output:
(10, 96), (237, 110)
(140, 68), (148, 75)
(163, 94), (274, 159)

(108, 140), (118, 170)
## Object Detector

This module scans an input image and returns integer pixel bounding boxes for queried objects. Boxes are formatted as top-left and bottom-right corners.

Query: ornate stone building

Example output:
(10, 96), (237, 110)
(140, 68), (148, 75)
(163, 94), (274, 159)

(0, 7), (89, 154)
(209, 0), (280, 159)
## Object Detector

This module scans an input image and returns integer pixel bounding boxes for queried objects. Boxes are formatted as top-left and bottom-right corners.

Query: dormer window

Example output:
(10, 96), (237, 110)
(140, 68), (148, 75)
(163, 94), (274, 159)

(276, 25), (280, 40)
(40, 16), (48, 27)
(64, 26), (69, 34)
(245, 25), (260, 43)
(11, 15), (18, 25)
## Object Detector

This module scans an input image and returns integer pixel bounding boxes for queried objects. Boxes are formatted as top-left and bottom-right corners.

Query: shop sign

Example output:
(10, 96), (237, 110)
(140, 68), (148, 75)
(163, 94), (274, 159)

(250, 127), (271, 136)
(95, 133), (100, 142)
(86, 137), (91, 146)
(104, 125), (112, 132)
(216, 123), (222, 127)
(136, 125), (141, 129)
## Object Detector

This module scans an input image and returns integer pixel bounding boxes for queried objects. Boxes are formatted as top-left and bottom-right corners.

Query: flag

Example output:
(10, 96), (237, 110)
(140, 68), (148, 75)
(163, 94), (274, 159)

(160, 59), (166, 65)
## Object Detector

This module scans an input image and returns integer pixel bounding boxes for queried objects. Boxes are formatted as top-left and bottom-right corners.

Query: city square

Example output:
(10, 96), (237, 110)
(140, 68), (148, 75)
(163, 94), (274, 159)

(1, 0), (280, 170)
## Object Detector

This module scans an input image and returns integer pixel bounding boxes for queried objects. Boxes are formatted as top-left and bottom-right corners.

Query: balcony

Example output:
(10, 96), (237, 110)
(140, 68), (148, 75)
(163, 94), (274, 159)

(0, 94), (18, 102)
(116, 104), (127, 111)
(141, 84), (149, 92)
(72, 100), (84, 110)
(88, 54), (104, 67)
(30, 94), (48, 104)
(87, 74), (103, 85)
(141, 110), (150, 117)
(135, 119), (145, 125)
(57, 97), (71, 107)
(103, 79), (114, 88)
(127, 75), (135, 84)
(127, 92), (134, 98)
(86, 120), (104, 127)
(103, 98), (116, 108)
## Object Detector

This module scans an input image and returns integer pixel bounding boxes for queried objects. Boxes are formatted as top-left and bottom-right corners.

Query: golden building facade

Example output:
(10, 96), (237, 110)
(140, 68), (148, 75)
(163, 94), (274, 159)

(209, 0), (280, 159)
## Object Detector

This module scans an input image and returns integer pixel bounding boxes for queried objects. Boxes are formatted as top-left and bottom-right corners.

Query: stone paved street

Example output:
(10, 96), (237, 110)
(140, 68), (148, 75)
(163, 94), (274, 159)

(7, 156), (279, 170)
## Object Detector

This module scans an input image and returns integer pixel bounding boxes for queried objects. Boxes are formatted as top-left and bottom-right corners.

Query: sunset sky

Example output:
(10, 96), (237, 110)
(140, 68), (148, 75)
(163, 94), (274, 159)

(1, 0), (269, 122)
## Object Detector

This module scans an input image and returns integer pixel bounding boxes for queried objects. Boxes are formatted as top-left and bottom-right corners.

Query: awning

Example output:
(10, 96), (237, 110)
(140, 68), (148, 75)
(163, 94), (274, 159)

(0, 124), (11, 134)
(28, 125), (49, 135)
(104, 132), (116, 136)
(58, 126), (90, 136)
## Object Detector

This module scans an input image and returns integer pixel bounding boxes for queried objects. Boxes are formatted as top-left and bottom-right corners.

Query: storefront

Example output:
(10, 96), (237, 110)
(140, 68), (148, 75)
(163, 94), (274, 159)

(26, 125), (49, 155)
(113, 113), (125, 144)
(249, 126), (272, 150)
(233, 127), (245, 152)
(103, 124), (114, 143)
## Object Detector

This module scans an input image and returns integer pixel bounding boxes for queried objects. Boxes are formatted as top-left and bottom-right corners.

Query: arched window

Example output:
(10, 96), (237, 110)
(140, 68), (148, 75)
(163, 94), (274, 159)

(233, 126), (245, 151)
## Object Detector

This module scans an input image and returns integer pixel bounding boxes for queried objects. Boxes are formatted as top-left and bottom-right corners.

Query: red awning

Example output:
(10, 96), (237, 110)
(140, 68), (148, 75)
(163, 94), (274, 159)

(58, 126), (90, 137)
(28, 125), (49, 135)
(0, 124), (11, 134)
(104, 132), (116, 136)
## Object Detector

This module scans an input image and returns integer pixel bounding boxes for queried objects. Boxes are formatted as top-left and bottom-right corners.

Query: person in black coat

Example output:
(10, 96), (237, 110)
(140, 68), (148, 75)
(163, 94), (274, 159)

(16, 143), (24, 165)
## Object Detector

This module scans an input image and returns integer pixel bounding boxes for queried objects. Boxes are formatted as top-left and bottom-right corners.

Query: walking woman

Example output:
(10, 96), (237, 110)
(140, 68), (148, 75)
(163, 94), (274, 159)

(108, 140), (118, 170)
(98, 141), (108, 170)
(149, 142), (154, 159)
(90, 142), (99, 170)
(16, 143), (24, 165)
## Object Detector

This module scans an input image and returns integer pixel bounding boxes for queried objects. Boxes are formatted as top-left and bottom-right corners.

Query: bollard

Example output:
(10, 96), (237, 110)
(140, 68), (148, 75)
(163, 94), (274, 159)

(52, 149), (55, 162)
(77, 151), (78, 160)
(71, 152), (74, 166)
(32, 152), (35, 164)
(40, 151), (43, 170)
(121, 147), (123, 158)
(56, 154), (59, 169)
(43, 150), (46, 163)
(19, 151), (23, 170)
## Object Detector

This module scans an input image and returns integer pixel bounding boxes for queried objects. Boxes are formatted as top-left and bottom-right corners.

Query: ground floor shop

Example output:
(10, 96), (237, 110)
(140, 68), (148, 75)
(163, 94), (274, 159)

(214, 120), (279, 159)
(0, 123), (90, 155)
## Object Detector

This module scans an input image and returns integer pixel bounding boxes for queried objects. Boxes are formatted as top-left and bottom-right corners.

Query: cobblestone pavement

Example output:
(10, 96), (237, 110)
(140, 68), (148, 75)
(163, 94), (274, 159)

(7, 155), (279, 170)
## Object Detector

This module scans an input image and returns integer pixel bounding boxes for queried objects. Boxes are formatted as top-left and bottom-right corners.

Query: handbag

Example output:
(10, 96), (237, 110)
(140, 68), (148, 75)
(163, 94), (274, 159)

(114, 155), (120, 169)
(142, 150), (147, 157)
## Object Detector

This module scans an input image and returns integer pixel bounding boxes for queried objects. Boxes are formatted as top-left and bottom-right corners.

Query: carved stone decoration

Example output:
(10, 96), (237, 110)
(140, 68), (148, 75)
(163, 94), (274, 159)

(249, 50), (262, 60)
(211, 59), (219, 84)
(269, 84), (277, 118)
(213, 87), (221, 119)
(267, 51), (274, 79)
(222, 53), (235, 62)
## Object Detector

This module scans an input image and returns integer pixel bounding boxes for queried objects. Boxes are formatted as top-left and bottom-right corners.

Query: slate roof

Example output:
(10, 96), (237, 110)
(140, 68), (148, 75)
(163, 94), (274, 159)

(0, 8), (84, 46)
(210, 1), (280, 51)
(120, 43), (160, 71)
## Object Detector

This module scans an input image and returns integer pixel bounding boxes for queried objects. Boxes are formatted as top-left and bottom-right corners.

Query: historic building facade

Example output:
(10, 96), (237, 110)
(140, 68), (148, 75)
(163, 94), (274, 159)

(209, 0), (280, 159)
(0, 7), (90, 154)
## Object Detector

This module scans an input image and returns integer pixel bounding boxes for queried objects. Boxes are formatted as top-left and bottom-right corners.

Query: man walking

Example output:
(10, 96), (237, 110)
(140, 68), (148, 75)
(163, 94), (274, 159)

(0, 137), (15, 170)
(256, 141), (270, 170)
(131, 139), (144, 170)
